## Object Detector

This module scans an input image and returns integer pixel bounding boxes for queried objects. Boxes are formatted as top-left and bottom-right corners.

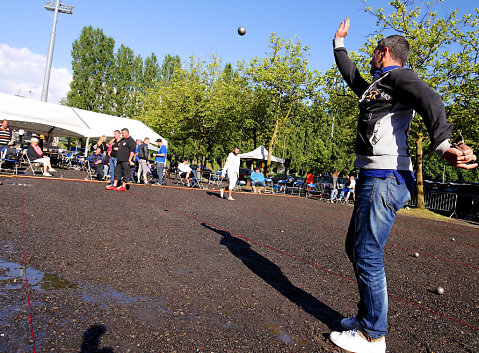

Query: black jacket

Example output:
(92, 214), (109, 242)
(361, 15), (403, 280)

(334, 39), (452, 171)
(27, 145), (43, 161)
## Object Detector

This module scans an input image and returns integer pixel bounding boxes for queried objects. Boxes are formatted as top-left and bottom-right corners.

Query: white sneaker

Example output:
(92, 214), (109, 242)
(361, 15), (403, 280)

(330, 329), (386, 353)
(227, 196), (235, 201)
(341, 315), (360, 330)
(48, 168), (56, 173)
(43, 172), (53, 177)
(220, 189), (224, 198)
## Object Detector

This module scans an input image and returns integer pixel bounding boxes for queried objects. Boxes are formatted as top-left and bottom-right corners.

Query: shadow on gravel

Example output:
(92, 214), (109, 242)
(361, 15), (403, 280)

(202, 223), (343, 331)
(206, 191), (223, 199)
(79, 325), (113, 353)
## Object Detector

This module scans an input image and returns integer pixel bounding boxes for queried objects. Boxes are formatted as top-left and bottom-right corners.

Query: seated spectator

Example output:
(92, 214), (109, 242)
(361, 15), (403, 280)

(178, 159), (193, 186)
(87, 147), (106, 180)
(306, 170), (314, 191)
(250, 167), (266, 193)
(339, 175), (356, 202)
(27, 137), (56, 176)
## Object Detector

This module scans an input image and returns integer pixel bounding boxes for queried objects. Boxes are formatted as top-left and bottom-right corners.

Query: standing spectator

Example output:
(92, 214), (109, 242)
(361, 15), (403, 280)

(131, 139), (142, 182)
(0, 119), (13, 148)
(220, 146), (240, 201)
(250, 166), (266, 193)
(329, 18), (477, 353)
(153, 138), (167, 185)
(27, 137), (56, 176)
(137, 137), (150, 184)
(105, 128), (136, 191)
(330, 170), (340, 202)
(94, 135), (108, 154)
(107, 130), (121, 186)
(178, 159), (193, 186)
(87, 147), (106, 180)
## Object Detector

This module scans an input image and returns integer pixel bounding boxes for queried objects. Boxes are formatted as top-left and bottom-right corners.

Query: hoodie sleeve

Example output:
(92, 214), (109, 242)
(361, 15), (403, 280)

(333, 38), (370, 97)
(393, 69), (453, 155)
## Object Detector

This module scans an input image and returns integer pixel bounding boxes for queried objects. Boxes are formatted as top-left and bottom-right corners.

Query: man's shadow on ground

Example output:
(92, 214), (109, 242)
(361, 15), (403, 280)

(201, 223), (343, 331)
(79, 325), (113, 353)
(206, 191), (223, 199)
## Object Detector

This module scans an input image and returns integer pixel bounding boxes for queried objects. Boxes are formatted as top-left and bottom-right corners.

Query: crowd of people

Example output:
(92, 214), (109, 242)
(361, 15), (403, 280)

(82, 129), (169, 191)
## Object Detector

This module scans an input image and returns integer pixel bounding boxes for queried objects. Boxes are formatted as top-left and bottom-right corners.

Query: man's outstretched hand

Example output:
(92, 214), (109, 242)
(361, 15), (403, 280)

(335, 17), (350, 38)
(443, 143), (478, 170)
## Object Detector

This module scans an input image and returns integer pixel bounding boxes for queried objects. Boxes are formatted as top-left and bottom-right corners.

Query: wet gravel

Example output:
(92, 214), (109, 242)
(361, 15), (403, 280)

(0, 171), (478, 352)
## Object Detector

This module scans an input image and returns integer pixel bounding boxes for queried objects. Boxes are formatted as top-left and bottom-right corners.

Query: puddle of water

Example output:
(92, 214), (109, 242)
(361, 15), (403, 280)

(265, 322), (312, 347)
(0, 259), (77, 291)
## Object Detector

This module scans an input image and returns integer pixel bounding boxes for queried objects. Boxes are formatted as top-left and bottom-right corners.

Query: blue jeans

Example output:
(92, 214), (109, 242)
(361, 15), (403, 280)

(109, 157), (117, 185)
(330, 188), (338, 200)
(345, 174), (413, 338)
(156, 162), (165, 184)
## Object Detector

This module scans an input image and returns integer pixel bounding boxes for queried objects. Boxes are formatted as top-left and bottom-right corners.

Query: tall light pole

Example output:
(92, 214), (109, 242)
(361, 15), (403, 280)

(41, 0), (73, 102)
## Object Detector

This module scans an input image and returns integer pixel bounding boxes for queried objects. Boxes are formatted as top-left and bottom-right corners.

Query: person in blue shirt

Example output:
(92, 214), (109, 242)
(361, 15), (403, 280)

(87, 147), (106, 180)
(250, 166), (266, 193)
(153, 138), (168, 185)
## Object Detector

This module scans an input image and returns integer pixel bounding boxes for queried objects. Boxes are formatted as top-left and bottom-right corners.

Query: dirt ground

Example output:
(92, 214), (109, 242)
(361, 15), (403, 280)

(0, 171), (478, 353)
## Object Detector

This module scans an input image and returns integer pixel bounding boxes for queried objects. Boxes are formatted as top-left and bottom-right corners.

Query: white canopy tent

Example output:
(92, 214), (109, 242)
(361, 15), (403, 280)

(0, 93), (167, 152)
(238, 145), (285, 164)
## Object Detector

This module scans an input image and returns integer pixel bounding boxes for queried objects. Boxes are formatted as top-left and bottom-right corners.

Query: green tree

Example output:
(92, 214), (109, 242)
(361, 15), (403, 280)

(112, 44), (144, 118)
(160, 54), (181, 85)
(239, 34), (318, 175)
(138, 56), (243, 168)
(64, 26), (115, 113)
(143, 53), (160, 89)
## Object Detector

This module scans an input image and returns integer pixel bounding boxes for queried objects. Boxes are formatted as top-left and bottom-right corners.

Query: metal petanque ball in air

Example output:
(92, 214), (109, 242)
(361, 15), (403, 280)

(237, 26), (246, 36)
(413, 252), (420, 258)
(435, 286), (445, 295)
(450, 237), (456, 242)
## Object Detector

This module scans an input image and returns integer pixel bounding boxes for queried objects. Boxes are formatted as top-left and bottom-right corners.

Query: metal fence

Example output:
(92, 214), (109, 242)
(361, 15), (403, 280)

(424, 191), (458, 217)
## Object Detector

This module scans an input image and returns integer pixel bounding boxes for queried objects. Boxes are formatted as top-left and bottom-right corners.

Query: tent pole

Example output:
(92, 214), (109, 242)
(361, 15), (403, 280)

(84, 137), (90, 157)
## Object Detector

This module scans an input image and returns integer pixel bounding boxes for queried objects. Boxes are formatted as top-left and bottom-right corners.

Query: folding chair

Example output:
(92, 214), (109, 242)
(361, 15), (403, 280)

(274, 179), (287, 194)
(194, 170), (209, 189)
(234, 179), (246, 191)
(289, 180), (304, 196)
(0, 147), (20, 174)
(22, 150), (43, 175)
(209, 171), (222, 186)
(177, 169), (189, 186)
(84, 160), (96, 180)
(263, 178), (275, 194)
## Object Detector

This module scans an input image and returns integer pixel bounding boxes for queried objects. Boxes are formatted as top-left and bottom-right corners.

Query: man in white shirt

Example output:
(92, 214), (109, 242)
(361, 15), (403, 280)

(220, 146), (240, 201)
(178, 159), (193, 186)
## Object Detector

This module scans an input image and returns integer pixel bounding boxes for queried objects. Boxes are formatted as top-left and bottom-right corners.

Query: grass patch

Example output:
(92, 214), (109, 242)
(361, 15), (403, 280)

(398, 207), (451, 221)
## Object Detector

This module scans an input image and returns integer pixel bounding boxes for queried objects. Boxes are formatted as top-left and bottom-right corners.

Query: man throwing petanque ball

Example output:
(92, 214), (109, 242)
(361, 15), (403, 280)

(329, 17), (477, 353)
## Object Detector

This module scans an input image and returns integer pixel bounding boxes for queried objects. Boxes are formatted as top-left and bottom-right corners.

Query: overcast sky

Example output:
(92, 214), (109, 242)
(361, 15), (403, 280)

(0, 0), (476, 104)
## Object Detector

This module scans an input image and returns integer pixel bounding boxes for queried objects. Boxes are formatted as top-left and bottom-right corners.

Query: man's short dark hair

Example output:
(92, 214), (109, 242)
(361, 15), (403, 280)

(121, 128), (129, 133)
(233, 146), (239, 150)
(376, 35), (410, 66)
(114, 129), (120, 134)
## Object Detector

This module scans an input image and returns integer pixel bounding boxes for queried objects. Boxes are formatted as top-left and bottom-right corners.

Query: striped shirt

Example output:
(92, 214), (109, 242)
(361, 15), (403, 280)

(0, 126), (12, 146)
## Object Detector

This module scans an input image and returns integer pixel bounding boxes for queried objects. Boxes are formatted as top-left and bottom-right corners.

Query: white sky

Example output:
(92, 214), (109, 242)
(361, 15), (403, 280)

(0, 44), (72, 104)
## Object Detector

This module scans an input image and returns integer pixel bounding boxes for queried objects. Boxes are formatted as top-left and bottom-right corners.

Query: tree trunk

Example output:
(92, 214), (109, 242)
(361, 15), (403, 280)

(266, 118), (280, 176)
(415, 132), (426, 209)
(196, 137), (203, 170)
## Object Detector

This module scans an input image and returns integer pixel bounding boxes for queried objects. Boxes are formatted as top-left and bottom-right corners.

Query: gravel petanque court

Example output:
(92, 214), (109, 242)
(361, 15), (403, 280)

(0, 174), (478, 352)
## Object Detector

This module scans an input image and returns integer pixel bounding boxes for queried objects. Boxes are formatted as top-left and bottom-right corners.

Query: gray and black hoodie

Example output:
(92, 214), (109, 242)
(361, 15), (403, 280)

(333, 37), (452, 171)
